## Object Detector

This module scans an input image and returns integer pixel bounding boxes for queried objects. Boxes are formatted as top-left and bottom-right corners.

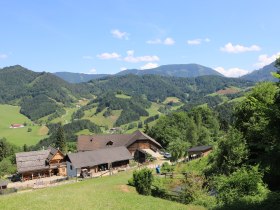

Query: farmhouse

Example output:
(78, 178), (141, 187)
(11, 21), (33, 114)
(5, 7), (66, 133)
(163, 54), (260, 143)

(15, 147), (66, 181)
(10, 123), (24, 128)
(66, 146), (132, 177)
(187, 145), (213, 159)
(77, 130), (162, 162)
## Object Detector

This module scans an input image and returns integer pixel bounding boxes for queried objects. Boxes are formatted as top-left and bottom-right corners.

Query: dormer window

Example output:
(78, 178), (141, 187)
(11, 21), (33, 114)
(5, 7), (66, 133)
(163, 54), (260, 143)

(106, 140), (113, 146)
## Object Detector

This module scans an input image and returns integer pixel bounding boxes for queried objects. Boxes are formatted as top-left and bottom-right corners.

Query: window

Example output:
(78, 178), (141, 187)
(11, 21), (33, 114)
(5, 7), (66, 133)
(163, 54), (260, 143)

(106, 140), (114, 146)
(70, 165), (73, 170)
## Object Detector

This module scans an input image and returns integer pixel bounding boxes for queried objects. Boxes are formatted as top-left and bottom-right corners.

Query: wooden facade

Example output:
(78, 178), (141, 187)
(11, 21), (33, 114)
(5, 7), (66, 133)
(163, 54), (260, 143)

(16, 147), (67, 181)
(127, 140), (159, 156)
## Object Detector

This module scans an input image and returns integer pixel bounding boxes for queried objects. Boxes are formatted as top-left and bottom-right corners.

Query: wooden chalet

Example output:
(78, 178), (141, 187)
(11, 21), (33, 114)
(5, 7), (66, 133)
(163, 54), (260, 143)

(77, 130), (162, 162)
(15, 147), (66, 181)
(66, 146), (133, 177)
(187, 145), (213, 159)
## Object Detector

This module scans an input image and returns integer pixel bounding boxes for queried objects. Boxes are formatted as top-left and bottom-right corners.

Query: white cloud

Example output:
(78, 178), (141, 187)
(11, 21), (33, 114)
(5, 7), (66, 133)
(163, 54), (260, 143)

(123, 50), (159, 63)
(163, 37), (175, 45)
(146, 37), (175, 45)
(220, 42), (261, 53)
(187, 38), (210, 45)
(82, 55), (93, 60)
(111, 29), (129, 40)
(0, 53), (8, 59)
(120, 67), (127, 71)
(187, 39), (201, 45)
(140, 63), (159, 70)
(97, 52), (121, 60)
(88, 68), (97, 74)
(215, 66), (249, 77)
(146, 39), (161, 44)
(254, 52), (280, 68)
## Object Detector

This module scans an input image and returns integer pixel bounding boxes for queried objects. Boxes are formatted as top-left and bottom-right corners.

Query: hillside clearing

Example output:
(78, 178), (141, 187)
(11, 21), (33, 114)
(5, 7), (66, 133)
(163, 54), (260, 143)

(0, 104), (48, 146)
(0, 171), (205, 210)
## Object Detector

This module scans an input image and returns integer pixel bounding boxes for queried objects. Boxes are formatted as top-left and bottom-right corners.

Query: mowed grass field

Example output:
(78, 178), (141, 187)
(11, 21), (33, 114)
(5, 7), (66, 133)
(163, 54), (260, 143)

(0, 171), (205, 210)
(0, 104), (48, 146)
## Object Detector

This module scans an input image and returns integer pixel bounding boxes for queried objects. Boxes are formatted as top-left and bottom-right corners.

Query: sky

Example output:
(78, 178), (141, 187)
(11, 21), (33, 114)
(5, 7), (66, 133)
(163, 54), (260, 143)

(0, 0), (280, 77)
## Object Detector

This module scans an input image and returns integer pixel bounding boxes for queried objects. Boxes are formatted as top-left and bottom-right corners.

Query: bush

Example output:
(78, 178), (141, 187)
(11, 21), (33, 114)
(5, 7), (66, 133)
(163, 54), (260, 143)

(214, 165), (268, 206)
(133, 168), (154, 195)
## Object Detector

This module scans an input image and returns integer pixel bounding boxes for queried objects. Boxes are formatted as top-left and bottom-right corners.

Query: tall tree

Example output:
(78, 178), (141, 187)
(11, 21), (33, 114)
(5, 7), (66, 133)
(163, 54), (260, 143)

(55, 123), (66, 153)
(207, 128), (248, 176)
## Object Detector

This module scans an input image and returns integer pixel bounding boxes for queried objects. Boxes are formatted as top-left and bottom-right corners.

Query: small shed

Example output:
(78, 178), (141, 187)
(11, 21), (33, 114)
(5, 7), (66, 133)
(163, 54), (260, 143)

(0, 180), (8, 190)
(187, 145), (213, 159)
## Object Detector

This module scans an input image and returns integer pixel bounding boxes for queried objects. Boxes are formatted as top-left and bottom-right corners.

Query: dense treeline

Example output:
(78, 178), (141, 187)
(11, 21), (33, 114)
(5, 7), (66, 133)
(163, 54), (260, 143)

(147, 106), (220, 148)
(0, 65), (91, 121)
(88, 74), (253, 103)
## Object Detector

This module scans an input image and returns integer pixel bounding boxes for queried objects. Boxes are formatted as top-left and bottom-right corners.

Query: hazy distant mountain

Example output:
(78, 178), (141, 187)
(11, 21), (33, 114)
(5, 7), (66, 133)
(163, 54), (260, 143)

(241, 62), (278, 82)
(54, 64), (223, 83)
(116, 64), (223, 78)
(54, 72), (109, 83)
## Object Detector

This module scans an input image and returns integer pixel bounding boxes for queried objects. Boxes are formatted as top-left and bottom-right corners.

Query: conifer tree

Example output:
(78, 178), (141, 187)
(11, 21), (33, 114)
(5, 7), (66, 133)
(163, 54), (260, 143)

(55, 123), (66, 153)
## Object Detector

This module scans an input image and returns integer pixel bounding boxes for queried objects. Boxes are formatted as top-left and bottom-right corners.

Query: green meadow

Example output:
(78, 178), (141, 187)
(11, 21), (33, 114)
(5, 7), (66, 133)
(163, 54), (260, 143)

(0, 171), (205, 210)
(0, 104), (48, 146)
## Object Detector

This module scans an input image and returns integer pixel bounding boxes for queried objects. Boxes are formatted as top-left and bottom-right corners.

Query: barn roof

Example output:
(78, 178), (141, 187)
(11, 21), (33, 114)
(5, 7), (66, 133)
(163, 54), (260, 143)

(15, 146), (63, 173)
(77, 130), (161, 151)
(67, 146), (133, 168)
(187, 145), (212, 153)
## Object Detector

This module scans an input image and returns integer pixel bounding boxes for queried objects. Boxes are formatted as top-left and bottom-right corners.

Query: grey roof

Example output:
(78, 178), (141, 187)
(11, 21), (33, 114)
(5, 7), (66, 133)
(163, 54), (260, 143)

(15, 146), (63, 173)
(67, 146), (133, 168)
(46, 147), (59, 162)
(188, 145), (212, 153)
(0, 180), (8, 187)
(16, 150), (49, 173)
(77, 130), (161, 151)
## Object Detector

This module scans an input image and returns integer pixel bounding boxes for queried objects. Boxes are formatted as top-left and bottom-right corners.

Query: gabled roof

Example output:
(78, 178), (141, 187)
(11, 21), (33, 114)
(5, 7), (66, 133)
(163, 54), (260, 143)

(16, 150), (49, 173)
(15, 146), (63, 173)
(67, 146), (133, 168)
(187, 145), (212, 153)
(77, 130), (161, 151)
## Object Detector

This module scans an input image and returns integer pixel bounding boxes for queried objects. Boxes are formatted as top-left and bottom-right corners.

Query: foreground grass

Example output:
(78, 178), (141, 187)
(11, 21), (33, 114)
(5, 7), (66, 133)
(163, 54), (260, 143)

(0, 171), (205, 210)
(0, 104), (48, 146)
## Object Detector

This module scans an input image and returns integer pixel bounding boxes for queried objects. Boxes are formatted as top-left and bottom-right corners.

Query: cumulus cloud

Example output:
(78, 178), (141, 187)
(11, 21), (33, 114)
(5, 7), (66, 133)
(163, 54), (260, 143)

(220, 43), (261, 53)
(123, 50), (159, 63)
(120, 67), (127, 71)
(88, 68), (97, 74)
(146, 39), (161, 44)
(187, 38), (210, 45)
(111, 29), (129, 40)
(0, 53), (8, 59)
(82, 55), (93, 60)
(254, 52), (280, 68)
(146, 37), (175, 45)
(215, 66), (249, 77)
(97, 52), (121, 60)
(163, 37), (175, 45)
(140, 63), (159, 70)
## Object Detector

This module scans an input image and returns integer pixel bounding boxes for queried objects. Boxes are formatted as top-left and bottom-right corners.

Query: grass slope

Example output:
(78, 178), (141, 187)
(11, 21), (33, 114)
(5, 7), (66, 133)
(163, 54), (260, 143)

(0, 104), (48, 146)
(0, 171), (205, 210)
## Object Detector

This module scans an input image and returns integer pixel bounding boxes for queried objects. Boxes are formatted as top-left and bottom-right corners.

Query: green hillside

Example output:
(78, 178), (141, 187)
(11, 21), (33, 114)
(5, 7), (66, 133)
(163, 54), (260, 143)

(0, 104), (48, 146)
(0, 171), (205, 210)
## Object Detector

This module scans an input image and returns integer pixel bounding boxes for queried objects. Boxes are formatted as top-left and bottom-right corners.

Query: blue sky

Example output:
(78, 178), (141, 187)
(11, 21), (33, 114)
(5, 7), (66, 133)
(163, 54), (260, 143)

(0, 0), (279, 77)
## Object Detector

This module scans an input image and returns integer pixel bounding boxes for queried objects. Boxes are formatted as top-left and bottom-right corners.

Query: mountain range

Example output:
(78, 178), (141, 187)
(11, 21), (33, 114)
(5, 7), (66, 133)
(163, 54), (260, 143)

(54, 64), (222, 83)
(53, 62), (278, 83)
(241, 62), (278, 82)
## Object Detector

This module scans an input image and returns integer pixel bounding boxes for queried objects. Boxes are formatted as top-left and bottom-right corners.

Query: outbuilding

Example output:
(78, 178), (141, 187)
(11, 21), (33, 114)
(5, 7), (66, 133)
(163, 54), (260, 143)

(187, 145), (213, 159)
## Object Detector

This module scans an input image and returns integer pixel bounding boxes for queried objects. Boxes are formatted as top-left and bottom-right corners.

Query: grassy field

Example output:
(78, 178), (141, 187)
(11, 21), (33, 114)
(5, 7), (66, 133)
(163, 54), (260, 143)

(0, 171), (205, 210)
(0, 104), (48, 146)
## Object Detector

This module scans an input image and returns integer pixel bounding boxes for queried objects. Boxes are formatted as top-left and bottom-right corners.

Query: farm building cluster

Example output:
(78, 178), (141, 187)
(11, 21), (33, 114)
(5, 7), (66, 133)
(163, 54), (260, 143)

(15, 130), (163, 180)
(14, 130), (213, 181)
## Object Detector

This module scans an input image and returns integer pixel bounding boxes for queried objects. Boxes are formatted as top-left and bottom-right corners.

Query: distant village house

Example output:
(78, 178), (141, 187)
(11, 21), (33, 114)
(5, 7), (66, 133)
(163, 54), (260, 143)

(10, 123), (24, 128)
(187, 145), (213, 159)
